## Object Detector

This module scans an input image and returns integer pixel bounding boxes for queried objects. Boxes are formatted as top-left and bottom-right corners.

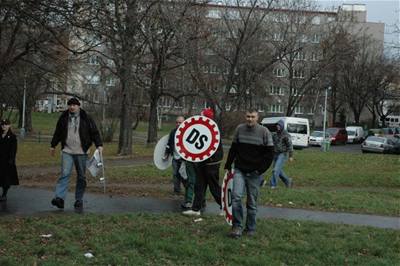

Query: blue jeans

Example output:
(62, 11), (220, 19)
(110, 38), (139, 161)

(269, 153), (291, 187)
(232, 169), (261, 232)
(55, 152), (88, 201)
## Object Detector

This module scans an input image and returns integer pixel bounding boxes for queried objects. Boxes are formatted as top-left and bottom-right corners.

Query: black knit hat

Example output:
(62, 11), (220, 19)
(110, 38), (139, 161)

(67, 97), (81, 106)
(0, 118), (11, 125)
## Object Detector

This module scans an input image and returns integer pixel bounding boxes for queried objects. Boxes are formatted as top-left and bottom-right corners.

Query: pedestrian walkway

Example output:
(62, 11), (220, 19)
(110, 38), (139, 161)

(1, 187), (398, 230)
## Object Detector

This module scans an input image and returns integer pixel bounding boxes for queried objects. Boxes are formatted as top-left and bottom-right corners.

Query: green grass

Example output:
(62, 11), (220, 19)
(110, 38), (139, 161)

(0, 213), (398, 265)
(104, 150), (400, 216)
(25, 112), (174, 137)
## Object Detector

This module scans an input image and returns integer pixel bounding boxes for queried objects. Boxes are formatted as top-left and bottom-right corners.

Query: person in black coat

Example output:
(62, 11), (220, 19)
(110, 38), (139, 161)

(50, 98), (103, 210)
(182, 108), (223, 216)
(0, 119), (19, 201)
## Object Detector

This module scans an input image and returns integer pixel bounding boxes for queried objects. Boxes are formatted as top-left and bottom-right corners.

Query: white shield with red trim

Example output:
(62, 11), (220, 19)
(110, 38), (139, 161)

(175, 115), (220, 162)
(221, 170), (233, 225)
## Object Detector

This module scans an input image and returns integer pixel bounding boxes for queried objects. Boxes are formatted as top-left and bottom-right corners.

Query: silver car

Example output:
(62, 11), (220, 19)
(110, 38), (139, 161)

(361, 136), (400, 154)
(309, 131), (331, 146)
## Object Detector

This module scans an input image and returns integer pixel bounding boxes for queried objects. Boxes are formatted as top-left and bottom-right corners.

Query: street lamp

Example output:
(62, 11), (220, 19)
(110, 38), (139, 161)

(20, 76), (27, 139)
(322, 86), (331, 152)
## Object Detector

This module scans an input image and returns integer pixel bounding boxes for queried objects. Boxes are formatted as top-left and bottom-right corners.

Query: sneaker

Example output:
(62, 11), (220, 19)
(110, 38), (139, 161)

(74, 200), (83, 209)
(182, 209), (201, 216)
(229, 227), (242, 239)
(51, 197), (64, 209)
(181, 202), (192, 210)
(243, 229), (256, 237)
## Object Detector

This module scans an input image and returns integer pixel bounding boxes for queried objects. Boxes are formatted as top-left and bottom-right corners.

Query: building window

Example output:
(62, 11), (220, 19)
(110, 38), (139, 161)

(209, 65), (216, 74)
(85, 75), (100, 85)
(300, 34), (308, 43)
(293, 69), (304, 79)
(290, 87), (299, 96)
(269, 104), (283, 113)
(106, 77), (115, 87)
(294, 51), (306, 61)
(311, 34), (320, 43)
(295, 106), (304, 114)
(269, 86), (284, 95)
(273, 33), (284, 41)
(273, 68), (286, 77)
(207, 9), (221, 19)
(312, 16), (321, 25)
(311, 52), (319, 61)
(88, 55), (100, 65)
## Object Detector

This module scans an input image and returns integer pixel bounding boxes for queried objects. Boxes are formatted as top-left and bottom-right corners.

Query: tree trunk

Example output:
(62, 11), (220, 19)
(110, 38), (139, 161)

(147, 95), (158, 144)
(118, 87), (133, 155)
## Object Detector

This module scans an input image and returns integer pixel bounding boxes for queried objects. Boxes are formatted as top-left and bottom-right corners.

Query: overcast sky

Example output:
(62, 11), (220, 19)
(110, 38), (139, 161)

(316, 0), (400, 55)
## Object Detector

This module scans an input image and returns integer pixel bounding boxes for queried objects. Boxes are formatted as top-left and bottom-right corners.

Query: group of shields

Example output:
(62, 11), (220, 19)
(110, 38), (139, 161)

(154, 115), (233, 225)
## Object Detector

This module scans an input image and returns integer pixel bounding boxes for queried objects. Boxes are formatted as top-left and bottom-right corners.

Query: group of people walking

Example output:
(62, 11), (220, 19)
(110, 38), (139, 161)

(0, 97), (294, 239)
(164, 108), (294, 238)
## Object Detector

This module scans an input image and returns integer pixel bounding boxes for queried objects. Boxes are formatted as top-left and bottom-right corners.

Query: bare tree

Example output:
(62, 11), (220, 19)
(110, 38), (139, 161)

(138, 0), (206, 144)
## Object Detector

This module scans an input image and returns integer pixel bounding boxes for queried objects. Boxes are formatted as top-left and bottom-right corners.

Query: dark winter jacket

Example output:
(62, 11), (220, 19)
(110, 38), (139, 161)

(51, 109), (102, 153)
(165, 128), (178, 156)
(0, 130), (19, 186)
(225, 123), (274, 174)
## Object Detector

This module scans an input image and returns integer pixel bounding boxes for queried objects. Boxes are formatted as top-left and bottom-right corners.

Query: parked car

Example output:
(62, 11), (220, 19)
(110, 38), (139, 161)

(327, 127), (348, 145)
(361, 136), (400, 154)
(309, 131), (331, 146)
(346, 126), (364, 144)
(382, 128), (395, 136)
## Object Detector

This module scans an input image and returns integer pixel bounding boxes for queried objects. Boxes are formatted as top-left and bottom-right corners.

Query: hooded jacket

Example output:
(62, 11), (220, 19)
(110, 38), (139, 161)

(273, 120), (293, 157)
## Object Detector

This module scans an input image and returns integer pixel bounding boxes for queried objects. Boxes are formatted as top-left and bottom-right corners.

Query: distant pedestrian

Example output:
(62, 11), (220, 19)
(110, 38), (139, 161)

(182, 108), (223, 216)
(164, 116), (186, 195)
(163, 116), (196, 209)
(267, 119), (294, 189)
(224, 109), (274, 238)
(50, 97), (103, 210)
(0, 119), (19, 202)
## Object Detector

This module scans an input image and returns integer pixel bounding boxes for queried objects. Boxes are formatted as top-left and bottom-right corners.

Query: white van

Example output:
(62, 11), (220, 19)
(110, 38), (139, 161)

(384, 115), (400, 128)
(346, 126), (364, 143)
(261, 117), (310, 148)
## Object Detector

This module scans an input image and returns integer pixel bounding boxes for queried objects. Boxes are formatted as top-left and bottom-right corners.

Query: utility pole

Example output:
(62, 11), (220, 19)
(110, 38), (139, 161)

(20, 76), (27, 138)
(322, 86), (331, 152)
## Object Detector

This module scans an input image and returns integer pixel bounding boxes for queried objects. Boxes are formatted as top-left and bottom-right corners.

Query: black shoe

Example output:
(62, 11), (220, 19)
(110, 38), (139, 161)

(0, 195), (7, 202)
(243, 229), (256, 237)
(51, 197), (64, 209)
(229, 227), (242, 239)
(74, 200), (83, 209)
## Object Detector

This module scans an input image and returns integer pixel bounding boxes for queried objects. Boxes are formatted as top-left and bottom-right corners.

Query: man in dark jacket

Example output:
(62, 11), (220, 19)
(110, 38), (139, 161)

(182, 108), (223, 216)
(224, 109), (274, 238)
(164, 116), (185, 194)
(50, 98), (103, 210)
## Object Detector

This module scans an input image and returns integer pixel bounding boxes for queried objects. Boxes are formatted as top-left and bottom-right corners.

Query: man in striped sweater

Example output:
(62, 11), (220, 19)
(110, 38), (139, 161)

(224, 109), (274, 238)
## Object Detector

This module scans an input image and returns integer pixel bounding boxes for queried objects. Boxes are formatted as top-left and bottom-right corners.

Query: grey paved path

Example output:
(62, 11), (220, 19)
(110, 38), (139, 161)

(1, 187), (399, 230)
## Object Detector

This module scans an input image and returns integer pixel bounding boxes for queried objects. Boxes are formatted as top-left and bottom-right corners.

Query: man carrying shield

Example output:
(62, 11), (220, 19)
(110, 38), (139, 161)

(182, 108), (223, 216)
(224, 109), (274, 238)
